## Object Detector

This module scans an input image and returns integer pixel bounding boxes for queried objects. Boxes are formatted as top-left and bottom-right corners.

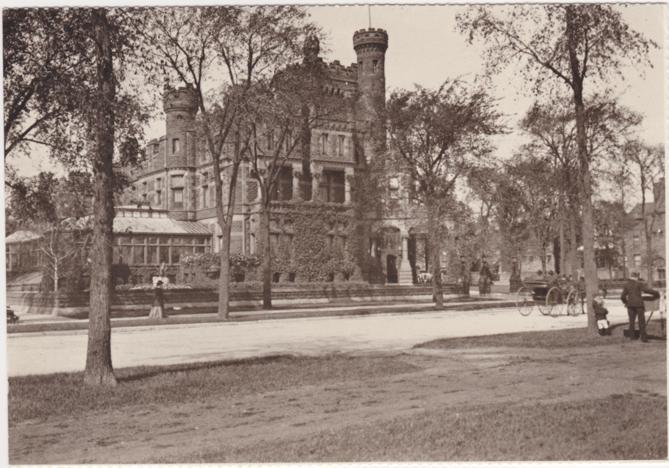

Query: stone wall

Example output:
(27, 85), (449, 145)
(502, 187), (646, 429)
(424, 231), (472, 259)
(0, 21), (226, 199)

(7, 283), (458, 319)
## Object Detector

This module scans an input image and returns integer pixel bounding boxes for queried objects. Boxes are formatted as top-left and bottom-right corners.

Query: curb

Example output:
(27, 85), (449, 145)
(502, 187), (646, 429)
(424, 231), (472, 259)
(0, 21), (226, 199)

(7, 298), (518, 335)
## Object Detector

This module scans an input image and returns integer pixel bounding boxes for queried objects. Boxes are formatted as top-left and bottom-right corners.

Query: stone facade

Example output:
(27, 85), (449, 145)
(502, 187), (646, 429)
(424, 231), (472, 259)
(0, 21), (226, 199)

(122, 27), (426, 285)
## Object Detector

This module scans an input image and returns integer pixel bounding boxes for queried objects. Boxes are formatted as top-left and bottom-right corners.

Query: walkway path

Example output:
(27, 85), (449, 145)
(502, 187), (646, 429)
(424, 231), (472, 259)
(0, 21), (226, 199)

(7, 299), (633, 377)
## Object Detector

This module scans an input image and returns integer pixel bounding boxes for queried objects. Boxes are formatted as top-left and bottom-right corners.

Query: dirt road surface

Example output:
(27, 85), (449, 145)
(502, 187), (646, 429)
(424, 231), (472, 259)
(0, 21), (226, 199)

(7, 303), (633, 376)
(9, 335), (666, 463)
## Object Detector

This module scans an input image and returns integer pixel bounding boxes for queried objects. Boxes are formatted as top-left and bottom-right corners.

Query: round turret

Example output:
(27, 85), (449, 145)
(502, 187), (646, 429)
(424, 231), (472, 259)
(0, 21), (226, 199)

(163, 84), (198, 114)
(353, 28), (388, 162)
(162, 84), (198, 209)
(353, 28), (388, 53)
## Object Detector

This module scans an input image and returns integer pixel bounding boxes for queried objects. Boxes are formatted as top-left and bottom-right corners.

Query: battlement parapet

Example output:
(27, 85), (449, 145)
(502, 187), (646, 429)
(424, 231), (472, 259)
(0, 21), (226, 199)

(326, 59), (358, 81)
(353, 28), (388, 52)
(163, 85), (198, 113)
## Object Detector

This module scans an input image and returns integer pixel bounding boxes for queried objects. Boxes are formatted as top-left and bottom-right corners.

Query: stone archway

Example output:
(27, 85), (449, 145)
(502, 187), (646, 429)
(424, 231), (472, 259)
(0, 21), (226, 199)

(373, 226), (413, 285)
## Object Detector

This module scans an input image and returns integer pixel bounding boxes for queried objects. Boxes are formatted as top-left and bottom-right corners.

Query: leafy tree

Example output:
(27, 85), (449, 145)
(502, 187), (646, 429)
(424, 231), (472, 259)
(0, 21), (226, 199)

(520, 96), (642, 276)
(6, 171), (94, 292)
(5, 7), (148, 386)
(507, 153), (561, 274)
(458, 4), (656, 331)
(143, 6), (314, 318)
(593, 199), (631, 279)
(601, 145), (635, 279)
(623, 141), (664, 282)
(386, 80), (502, 306)
(465, 166), (502, 264)
(3, 9), (88, 162)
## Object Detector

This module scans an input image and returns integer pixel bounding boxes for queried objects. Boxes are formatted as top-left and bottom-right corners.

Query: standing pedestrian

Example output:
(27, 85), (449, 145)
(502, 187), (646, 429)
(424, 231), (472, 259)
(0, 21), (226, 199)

(461, 260), (471, 297)
(149, 280), (167, 319)
(478, 259), (493, 296)
(620, 272), (659, 342)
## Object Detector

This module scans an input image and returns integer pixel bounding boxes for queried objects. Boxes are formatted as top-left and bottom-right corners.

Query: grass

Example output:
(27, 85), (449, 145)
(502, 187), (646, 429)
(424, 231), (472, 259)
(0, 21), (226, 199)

(193, 393), (666, 462)
(8, 354), (417, 424)
(9, 323), (667, 463)
(417, 319), (667, 350)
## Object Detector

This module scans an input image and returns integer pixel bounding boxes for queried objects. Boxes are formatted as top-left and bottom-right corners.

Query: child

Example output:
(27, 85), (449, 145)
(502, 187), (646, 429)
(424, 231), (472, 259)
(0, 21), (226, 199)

(593, 295), (610, 336)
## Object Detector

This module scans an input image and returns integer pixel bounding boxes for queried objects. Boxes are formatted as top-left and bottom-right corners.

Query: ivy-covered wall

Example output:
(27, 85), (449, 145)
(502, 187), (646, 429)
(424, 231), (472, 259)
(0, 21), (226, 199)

(179, 200), (376, 285)
(266, 201), (362, 283)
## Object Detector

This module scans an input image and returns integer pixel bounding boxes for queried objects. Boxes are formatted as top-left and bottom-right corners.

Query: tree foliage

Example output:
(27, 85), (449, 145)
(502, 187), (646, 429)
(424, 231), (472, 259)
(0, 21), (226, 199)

(458, 4), (657, 331)
(623, 141), (665, 281)
(3, 8), (148, 169)
(143, 6), (316, 317)
(386, 80), (503, 305)
(457, 5), (656, 95)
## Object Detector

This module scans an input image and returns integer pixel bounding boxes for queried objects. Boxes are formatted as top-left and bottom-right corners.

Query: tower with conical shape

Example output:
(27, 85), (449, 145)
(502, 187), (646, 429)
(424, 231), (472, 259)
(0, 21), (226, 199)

(353, 28), (388, 162)
(163, 84), (198, 220)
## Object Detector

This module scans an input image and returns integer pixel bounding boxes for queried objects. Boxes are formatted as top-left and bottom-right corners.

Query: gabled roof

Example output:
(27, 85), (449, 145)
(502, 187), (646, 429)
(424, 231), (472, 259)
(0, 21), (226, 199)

(113, 216), (213, 235)
(6, 216), (213, 243)
(5, 230), (41, 244)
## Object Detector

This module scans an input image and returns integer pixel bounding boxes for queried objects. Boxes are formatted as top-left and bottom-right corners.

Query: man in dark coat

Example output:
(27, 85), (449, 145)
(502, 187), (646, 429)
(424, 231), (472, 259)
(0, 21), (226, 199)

(460, 260), (471, 297)
(621, 272), (659, 342)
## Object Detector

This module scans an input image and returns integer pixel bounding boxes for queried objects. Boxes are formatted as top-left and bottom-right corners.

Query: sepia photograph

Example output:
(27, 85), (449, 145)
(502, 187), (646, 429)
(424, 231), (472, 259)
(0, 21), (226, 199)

(2, 1), (667, 464)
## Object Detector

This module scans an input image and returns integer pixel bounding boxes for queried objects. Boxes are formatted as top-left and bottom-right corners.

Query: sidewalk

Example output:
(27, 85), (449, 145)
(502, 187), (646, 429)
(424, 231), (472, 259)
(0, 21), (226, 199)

(8, 293), (516, 334)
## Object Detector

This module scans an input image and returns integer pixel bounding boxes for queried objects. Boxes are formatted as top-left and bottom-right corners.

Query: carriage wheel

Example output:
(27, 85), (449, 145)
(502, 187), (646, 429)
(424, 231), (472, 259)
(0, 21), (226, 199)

(545, 287), (562, 317)
(516, 287), (534, 316)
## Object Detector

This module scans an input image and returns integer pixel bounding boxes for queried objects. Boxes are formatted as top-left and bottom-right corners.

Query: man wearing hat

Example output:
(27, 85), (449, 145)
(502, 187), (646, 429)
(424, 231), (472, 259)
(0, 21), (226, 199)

(620, 272), (660, 342)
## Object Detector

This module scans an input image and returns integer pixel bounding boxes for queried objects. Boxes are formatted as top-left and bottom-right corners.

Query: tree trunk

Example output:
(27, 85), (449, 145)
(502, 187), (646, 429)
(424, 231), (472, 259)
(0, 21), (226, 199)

(558, 219), (565, 275)
(260, 203), (272, 309)
(84, 8), (117, 386)
(620, 236), (628, 279)
(426, 199), (443, 307)
(215, 135), (241, 319)
(643, 205), (654, 284)
(568, 212), (579, 276)
(566, 6), (598, 333)
(619, 187), (628, 279)
(218, 222), (232, 318)
(53, 260), (59, 294)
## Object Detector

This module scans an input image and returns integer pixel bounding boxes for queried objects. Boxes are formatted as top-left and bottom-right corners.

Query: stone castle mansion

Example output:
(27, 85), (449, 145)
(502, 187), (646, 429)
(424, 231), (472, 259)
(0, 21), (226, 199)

(113, 27), (428, 285)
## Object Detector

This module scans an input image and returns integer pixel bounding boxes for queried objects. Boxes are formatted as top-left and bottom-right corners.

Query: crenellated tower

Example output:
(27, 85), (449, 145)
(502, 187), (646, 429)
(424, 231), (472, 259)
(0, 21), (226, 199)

(162, 84), (199, 220)
(353, 28), (388, 162)
(163, 84), (198, 168)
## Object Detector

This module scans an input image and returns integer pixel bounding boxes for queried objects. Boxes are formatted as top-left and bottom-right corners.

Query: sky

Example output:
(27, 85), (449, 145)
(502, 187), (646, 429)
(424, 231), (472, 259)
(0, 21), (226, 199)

(306, 4), (665, 159)
(6, 3), (666, 190)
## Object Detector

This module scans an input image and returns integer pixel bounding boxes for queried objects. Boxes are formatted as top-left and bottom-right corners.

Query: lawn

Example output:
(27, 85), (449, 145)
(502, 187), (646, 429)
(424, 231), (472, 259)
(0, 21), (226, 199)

(417, 318), (667, 349)
(9, 324), (667, 463)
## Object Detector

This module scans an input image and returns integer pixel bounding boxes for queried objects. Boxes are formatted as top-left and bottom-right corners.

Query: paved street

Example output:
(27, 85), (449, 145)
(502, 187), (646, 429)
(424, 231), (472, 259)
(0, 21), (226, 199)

(7, 300), (637, 377)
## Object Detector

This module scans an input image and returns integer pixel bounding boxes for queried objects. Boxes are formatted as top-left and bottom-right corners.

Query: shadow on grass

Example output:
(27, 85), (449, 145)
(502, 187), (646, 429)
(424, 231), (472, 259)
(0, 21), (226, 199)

(116, 354), (299, 383)
(608, 322), (667, 342)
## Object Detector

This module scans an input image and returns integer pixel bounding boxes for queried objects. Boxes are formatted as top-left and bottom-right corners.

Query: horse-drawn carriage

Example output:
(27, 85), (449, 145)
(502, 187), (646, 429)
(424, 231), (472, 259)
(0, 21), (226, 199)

(516, 279), (585, 317)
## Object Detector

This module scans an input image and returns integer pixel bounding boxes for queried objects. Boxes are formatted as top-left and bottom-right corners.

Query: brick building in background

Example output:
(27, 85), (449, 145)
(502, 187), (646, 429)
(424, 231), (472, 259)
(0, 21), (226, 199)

(623, 178), (665, 282)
